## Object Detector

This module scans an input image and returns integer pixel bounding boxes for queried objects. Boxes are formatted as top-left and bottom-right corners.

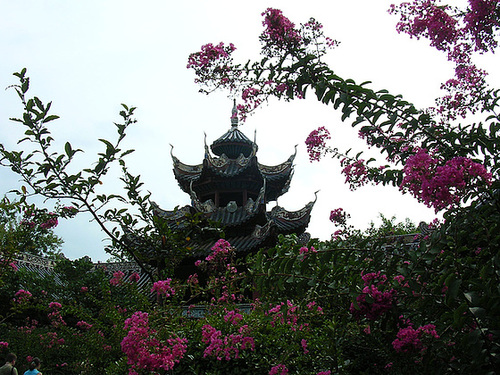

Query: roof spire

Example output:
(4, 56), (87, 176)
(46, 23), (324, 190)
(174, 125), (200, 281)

(231, 99), (238, 128)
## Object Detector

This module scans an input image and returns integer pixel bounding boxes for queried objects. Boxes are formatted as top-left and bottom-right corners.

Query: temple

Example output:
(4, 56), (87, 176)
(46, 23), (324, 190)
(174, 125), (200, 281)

(152, 103), (316, 258)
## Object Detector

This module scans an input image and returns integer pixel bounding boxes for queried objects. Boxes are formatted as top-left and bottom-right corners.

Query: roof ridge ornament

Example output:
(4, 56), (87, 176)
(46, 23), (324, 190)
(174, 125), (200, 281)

(231, 99), (238, 128)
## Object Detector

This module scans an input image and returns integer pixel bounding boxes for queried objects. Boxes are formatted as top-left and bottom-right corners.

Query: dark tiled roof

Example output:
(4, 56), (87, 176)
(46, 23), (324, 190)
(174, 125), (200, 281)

(172, 149), (295, 202)
(267, 200), (316, 234)
(14, 253), (153, 291)
(210, 126), (256, 158)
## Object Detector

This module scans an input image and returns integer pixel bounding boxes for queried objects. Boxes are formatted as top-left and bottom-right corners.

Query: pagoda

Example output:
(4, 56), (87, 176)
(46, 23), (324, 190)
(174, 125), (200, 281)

(153, 103), (316, 260)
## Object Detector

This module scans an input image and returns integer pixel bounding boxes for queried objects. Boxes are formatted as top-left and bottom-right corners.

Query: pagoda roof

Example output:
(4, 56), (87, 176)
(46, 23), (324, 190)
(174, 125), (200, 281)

(151, 193), (316, 255)
(210, 125), (257, 158)
(171, 144), (296, 202)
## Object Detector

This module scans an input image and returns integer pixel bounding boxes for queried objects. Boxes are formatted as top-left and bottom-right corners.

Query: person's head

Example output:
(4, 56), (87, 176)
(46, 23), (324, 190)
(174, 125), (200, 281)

(5, 353), (16, 364)
(29, 357), (41, 370)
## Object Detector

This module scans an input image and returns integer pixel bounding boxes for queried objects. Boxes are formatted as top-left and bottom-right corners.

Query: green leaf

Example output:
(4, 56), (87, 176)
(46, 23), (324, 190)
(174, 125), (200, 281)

(41, 115), (60, 123)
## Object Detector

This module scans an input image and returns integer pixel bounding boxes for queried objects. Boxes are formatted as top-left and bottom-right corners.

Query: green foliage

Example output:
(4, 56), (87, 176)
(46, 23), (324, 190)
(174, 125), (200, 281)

(0, 197), (63, 257)
(0, 69), (219, 283)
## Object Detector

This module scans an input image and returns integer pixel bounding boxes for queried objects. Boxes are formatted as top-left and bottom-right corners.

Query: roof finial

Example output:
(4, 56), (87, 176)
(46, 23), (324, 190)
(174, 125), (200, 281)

(231, 99), (238, 128)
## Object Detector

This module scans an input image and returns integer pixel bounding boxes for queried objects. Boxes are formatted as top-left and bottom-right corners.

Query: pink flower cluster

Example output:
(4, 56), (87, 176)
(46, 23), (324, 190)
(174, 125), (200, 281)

(464, 0), (500, 52)
(329, 208), (349, 226)
(39, 213), (58, 229)
(205, 239), (233, 263)
(109, 271), (125, 286)
(224, 309), (243, 325)
(392, 323), (440, 353)
(267, 300), (310, 331)
(305, 126), (331, 162)
(201, 324), (255, 361)
(129, 272), (140, 283)
(186, 42), (236, 69)
(350, 272), (396, 321)
(14, 289), (32, 304)
(121, 311), (188, 374)
(299, 245), (317, 261)
(341, 159), (368, 190)
(48, 301), (66, 328)
(269, 364), (289, 375)
(391, 1), (458, 51)
(400, 148), (492, 211)
(260, 8), (301, 51)
(76, 320), (92, 330)
(0, 342), (8, 349)
(39, 331), (65, 349)
(390, 0), (498, 119)
(151, 279), (175, 297)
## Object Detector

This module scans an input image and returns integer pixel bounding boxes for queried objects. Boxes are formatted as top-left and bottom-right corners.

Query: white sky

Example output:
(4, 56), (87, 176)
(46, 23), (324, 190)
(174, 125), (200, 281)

(1, 0), (498, 262)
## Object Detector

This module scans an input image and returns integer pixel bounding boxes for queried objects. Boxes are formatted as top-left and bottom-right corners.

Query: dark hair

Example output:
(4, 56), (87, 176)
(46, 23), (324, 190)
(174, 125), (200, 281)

(29, 357), (41, 370)
(5, 353), (16, 363)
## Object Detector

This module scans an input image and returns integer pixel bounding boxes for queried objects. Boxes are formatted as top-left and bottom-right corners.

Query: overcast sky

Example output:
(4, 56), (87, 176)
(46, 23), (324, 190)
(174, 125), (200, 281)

(1, 0), (498, 262)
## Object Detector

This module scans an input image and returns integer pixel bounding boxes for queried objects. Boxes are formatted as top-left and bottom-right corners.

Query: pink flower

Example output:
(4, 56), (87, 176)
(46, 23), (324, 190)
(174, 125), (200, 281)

(269, 364), (289, 375)
(224, 309), (243, 325)
(186, 42), (236, 69)
(0, 342), (8, 349)
(9, 262), (18, 272)
(329, 208), (349, 226)
(301, 339), (309, 354)
(76, 320), (93, 330)
(151, 279), (175, 297)
(129, 272), (140, 283)
(14, 289), (32, 304)
(121, 311), (188, 373)
(201, 324), (255, 361)
(341, 159), (368, 190)
(305, 126), (331, 162)
(110, 271), (125, 286)
(392, 323), (440, 353)
(49, 301), (62, 310)
(400, 148), (491, 211)
(39, 213), (58, 229)
(261, 8), (301, 50)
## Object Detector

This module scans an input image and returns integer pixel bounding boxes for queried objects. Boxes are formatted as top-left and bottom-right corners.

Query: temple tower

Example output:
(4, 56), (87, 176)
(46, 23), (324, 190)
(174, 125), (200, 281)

(153, 103), (315, 259)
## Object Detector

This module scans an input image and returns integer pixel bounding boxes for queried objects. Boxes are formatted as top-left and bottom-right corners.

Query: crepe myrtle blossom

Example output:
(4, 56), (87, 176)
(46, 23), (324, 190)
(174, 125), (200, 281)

(269, 364), (289, 375)
(205, 239), (233, 263)
(260, 8), (302, 54)
(389, 1), (498, 119)
(14, 289), (32, 304)
(201, 324), (255, 361)
(392, 323), (440, 353)
(39, 213), (58, 229)
(76, 320), (93, 330)
(305, 126), (331, 162)
(186, 42), (236, 70)
(351, 272), (396, 321)
(151, 279), (175, 297)
(329, 208), (349, 226)
(129, 272), (140, 283)
(400, 148), (492, 211)
(188, 9), (339, 123)
(390, 0), (459, 52)
(109, 271), (125, 286)
(341, 159), (369, 190)
(121, 311), (187, 373)
(464, 0), (500, 52)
